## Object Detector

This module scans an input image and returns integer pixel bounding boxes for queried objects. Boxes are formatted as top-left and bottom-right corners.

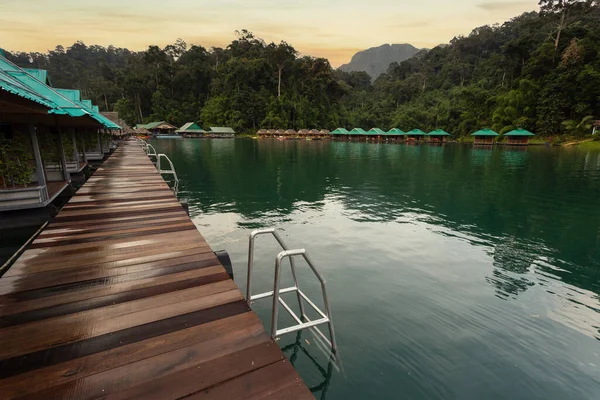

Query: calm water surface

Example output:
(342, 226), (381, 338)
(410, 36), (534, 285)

(150, 138), (600, 400)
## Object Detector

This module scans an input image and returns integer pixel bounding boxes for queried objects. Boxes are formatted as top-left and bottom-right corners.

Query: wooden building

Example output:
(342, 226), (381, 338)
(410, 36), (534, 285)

(471, 128), (499, 145)
(177, 122), (206, 138)
(386, 128), (405, 141)
(137, 121), (178, 136)
(405, 129), (427, 142)
(207, 127), (235, 138)
(349, 128), (367, 140)
(297, 129), (310, 137)
(592, 120), (600, 135)
(503, 128), (535, 145)
(285, 129), (297, 136)
(0, 55), (119, 211)
(330, 128), (349, 140)
(368, 128), (386, 140)
(428, 129), (452, 143)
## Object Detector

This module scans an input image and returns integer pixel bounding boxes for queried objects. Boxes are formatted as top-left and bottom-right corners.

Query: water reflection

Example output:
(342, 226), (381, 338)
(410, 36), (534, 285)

(150, 139), (600, 398)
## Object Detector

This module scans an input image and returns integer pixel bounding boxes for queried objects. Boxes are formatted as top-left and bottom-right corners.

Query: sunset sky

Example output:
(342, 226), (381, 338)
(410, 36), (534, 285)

(0, 0), (539, 67)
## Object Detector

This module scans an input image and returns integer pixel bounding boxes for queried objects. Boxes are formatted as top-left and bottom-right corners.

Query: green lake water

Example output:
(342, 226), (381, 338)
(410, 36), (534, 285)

(149, 138), (600, 400)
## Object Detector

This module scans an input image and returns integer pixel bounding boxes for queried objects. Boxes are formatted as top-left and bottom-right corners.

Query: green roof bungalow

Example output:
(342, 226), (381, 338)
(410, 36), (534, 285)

(207, 127), (235, 138)
(0, 56), (116, 211)
(428, 129), (452, 143)
(405, 129), (427, 142)
(349, 128), (367, 140)
(177, 122), (206, 138)
(471, 129), (499, 145)
(386, 128), (405, 141)
(330, 128), (349, 140)
(368, 128), (386, 140)
(503, 129), (535, 145)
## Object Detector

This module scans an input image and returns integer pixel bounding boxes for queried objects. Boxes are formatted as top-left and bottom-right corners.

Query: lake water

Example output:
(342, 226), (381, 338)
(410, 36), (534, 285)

(149, 138), (600, 400)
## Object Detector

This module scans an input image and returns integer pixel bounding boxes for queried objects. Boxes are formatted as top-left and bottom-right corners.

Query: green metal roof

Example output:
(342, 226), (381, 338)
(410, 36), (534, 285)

(92, 105), (99, 112)
(0, 68), (55, 109)
(406, 129), (427, 136)
(368, 128), (386, 135)
(386, 128), (405, 135)
(139, 121), (177, 130)
(471, 129), (499, 137)
(53, 88), (120, 129)
(209, 127), (235, 134)
(504, 128), (535, 137)
(177, 122), (205, 133)
(428, 129), (451, 136)
(23, 68), (51, 86)
(330, 128), (349, 135)
(349, 128), (367, 135)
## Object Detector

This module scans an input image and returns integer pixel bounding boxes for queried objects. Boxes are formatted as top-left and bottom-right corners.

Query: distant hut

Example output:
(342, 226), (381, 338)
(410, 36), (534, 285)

(285, 129), (297, 136)
(330, 128), (349, 140)
(257, 129), (267, 136)
(386, 128), (405, 141)
(428, 129), (452, 143)
(503, 129), (535, 145)
(135, 127), (151, 136)
(349, 128), (367, 140)
(319, 129), (330, 136)
(275, 129), (286, 136)
(266, 129), (276, 137)
(471, 129), (499, 145)
(368, 128), (386, 140)
(207, 127), (235, 138)
(593, 120), (600, 135)
(298, 129), (310, 137)
(177, 122), (206, 138)
(405, 129), (427, 142)
(308, 129), (320, 136)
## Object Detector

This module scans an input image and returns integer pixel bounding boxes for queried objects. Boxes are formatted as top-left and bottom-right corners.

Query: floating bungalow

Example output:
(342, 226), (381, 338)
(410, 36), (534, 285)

(471, 129), (499, 145)
(256, 129), (267, 137)
(368, 128), (386, 140)
(593, 120), (600, 135)
(137, 121), (178, 137)
(319, 129), (330, 137)
(297, 129), (310, 137)
(386, 128), (405, 140)
(503, 129), (535, 145)
(349, 128), (367, 140)
(330, 128), (349, 140)
(177, 122), (205, 138)
(405, 129), (427, 142)
(207, 127), (235, 138)
(275, 129), (286, 137)
(285, 129), (297, 137)
(428, 129), (452, 143)
(0, 54), (120, 211)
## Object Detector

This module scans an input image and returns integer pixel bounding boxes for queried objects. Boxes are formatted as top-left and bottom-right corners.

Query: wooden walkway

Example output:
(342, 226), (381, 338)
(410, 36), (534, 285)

(0, 141), (313, 399)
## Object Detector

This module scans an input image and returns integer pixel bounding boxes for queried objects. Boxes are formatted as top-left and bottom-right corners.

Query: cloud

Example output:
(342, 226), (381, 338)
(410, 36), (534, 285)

(477, 1), (534, 11)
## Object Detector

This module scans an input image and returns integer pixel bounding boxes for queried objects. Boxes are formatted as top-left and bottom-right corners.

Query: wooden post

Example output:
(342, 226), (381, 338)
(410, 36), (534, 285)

(57, 128), (70, 182)
(71, 129), (79, 166)
(98, 131), (103, 155)
(28, 123), (48, 202)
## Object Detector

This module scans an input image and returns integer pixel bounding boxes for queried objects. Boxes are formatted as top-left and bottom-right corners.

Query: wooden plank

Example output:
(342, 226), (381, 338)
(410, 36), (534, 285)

(185, 360), (313, 400)
(0, 141), (313, 400)
(0, 283), (241, 359)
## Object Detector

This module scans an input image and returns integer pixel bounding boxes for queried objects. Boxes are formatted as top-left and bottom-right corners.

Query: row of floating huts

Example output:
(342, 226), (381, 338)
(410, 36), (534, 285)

(257, 127), (536, 145)
(0, 50), (122, 213)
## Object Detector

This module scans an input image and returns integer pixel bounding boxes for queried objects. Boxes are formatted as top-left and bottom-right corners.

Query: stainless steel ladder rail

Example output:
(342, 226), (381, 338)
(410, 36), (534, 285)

(156, 153), (179, 194)
(146, 144), (158, 161)
(246, 228), (338, 358)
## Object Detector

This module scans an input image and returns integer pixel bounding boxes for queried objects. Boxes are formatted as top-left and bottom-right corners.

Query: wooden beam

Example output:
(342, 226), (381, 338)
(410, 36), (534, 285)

(28, 124), (48, 202)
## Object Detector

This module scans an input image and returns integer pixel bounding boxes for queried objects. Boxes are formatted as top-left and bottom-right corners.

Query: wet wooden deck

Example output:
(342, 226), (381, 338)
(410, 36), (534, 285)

(0, 141), (313, 399)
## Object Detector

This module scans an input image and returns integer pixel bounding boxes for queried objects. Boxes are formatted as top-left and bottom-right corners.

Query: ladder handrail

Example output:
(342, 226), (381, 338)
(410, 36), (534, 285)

(246, 229), (338, 359)
(146, 143), (157, 159)
(156, 153), (179, 194)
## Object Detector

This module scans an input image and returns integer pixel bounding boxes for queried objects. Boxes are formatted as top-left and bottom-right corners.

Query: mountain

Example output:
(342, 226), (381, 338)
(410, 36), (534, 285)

(338, 43), (423, 79)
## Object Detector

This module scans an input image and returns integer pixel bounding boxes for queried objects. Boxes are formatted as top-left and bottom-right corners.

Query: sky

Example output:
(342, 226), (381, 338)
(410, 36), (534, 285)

(0, 0), (540, 67)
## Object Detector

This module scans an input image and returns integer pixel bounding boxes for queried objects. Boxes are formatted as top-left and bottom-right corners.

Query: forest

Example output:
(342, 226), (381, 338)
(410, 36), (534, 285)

(4, 0), (600, 137)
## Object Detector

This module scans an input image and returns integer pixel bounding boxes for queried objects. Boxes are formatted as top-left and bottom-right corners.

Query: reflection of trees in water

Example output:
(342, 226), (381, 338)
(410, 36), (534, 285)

(488, 238), (536, 299)
(150, 139), (600, 296)
(282, 331), (335, 400)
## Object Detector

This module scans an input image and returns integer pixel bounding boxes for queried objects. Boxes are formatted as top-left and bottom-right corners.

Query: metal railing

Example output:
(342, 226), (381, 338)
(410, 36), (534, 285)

(246, 228), (338, 358)
(157, 154), (179, 194)
(146, 144), (158, 161)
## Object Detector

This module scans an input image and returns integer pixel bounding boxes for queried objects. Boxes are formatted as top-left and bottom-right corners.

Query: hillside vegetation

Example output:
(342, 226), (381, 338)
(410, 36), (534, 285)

(5, 0), (599, 137)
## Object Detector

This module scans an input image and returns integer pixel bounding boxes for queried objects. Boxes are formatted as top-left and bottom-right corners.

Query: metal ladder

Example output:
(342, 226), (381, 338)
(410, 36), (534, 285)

(156, 154), (180, 195)
(137, 139), (179, 195)
(246, 228), (338, 359)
